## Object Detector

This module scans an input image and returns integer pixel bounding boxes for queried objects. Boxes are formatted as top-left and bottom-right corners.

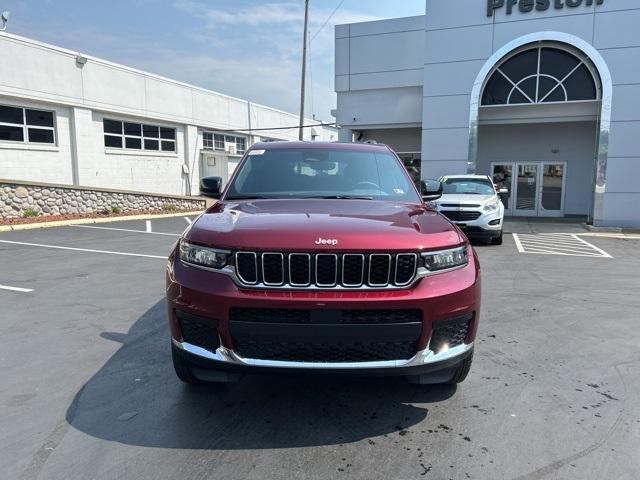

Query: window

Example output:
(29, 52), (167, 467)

(482, 45), (599, 106)
(103, 119), (176, 152)
(214, 133), (225, 150)
(0, 104), (56, 144)
(233, 136), (246, 154)
(441, 177), (495, 195)
(202, 132), (246, 154)
(226, 148), (419, 203)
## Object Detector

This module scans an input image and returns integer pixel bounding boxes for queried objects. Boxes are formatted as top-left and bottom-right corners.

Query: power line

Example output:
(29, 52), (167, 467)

(310, 0), (345, 43)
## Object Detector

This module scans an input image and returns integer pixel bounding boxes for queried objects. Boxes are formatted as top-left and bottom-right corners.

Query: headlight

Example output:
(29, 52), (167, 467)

(422, 246), (468, 272)
(179, 240), (230, 269)
(483, 199), (500, 212)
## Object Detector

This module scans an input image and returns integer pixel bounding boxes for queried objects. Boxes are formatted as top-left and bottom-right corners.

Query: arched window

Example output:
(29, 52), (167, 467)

(481, 45), (600, 106)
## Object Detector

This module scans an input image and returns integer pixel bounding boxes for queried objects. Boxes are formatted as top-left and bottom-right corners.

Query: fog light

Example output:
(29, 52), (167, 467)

(489, 218), (501, 226)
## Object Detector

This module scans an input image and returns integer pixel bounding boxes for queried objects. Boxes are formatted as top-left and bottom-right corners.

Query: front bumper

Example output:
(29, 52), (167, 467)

(173, 339), (474, 377)
(439, 209), (503, 238)
(166, 249), (481, 376)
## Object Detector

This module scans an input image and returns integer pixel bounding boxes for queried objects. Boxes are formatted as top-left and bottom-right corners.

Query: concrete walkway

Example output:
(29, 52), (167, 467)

(504, 217), (589, 234)
(504, 217), (640, 237)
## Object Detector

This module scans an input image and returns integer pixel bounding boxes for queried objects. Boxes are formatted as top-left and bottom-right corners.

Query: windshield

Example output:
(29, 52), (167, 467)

(441, 177), (495, 195)
(225, 148), (420, 202)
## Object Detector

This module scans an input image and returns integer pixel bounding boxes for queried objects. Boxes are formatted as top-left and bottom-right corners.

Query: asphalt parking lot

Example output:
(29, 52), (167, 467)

(1, 217), (639, 480)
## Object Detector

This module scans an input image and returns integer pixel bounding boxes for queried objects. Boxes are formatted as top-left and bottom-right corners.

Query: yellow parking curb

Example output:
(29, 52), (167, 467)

(0, 211), (203, 232)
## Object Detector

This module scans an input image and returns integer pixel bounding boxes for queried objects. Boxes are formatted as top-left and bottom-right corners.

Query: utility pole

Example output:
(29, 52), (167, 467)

(298, 0), (309, 141)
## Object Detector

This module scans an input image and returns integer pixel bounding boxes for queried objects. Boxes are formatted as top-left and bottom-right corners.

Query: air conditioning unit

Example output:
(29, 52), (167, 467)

(226, 144), (237, 155)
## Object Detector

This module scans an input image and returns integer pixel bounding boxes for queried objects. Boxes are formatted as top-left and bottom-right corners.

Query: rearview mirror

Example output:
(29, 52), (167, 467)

(200, 176), (223, 199)
(421, 179), (443, 201)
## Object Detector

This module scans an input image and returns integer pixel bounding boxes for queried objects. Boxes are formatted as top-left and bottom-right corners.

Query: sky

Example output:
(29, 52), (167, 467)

(3, 0), (425, 122)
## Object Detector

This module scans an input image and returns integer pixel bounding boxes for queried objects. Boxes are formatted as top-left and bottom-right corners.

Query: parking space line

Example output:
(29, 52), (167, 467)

(515, 239), (600, 253)
(512, 233), (612, 258)
(513, 233), (525, 253)
(0, 284), (34, 293)
(72, 225), (178, 236)
(570, 234), (613, 258)
(146, 220), (152, 233)
(0, 239), (167, 259)
(184, 217), (192, 225)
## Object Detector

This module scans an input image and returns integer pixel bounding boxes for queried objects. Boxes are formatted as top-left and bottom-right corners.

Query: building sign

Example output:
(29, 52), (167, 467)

(487, 0), (604, 17)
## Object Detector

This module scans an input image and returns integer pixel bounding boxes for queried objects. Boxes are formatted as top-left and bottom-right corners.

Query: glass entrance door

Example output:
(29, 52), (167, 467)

(538, 163), (566, 217)
(491, 162), (567, 217)
(514, 164), (539, 216)
(491, 163), (515, 215)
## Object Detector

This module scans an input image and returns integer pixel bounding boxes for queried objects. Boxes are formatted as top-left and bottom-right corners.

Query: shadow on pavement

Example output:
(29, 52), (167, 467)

(66, 300), (456, 450)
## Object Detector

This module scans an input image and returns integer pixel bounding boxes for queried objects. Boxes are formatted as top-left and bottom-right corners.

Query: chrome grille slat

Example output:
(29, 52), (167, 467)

(289, 253), (311, 286)
(368, 254), (391, 286)
(342, 254), (365, 287)
(262, 252), (284, 286)
(316, 254), (338, 287)
(234, 252), (419, 290)
(236, 252), (258, 285)
(395, 253), (418, 286)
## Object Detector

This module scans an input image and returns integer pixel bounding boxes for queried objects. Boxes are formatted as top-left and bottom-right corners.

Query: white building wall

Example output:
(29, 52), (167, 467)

(593, 3), (640, 227)
(335, 1), (640, 226)
(0, 32), (337, 196)
(420, 0), (640, 226)
(335, 16), (424, 129)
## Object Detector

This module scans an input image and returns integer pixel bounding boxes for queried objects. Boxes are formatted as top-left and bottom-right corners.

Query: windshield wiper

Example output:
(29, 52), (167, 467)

(304, 195), (374, 200)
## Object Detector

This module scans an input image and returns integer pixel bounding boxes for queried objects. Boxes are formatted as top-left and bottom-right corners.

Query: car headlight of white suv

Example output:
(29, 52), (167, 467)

(483, 198), (500, 213)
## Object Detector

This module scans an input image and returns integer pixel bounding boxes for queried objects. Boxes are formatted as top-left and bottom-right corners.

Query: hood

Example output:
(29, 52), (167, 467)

(185, 199), (463, 252)
(436, 193), (496, 205)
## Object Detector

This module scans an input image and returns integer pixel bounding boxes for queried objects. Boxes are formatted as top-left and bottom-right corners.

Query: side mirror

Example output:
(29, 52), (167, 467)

(200, 176), (223, 199)
(421, 179), (443, 201)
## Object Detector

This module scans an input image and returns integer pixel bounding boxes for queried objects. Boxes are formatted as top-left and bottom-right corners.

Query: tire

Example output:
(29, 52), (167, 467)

(172, 345), (203, 384)
(491, 230), (503, 245)
(448, 353), (473, 384)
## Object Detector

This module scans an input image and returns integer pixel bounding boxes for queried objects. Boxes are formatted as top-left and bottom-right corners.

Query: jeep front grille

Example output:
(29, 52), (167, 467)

(235, 252), (418, 289)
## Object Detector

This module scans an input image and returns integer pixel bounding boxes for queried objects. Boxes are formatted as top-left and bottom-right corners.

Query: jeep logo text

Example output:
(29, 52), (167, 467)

(315, 237), (338, 246)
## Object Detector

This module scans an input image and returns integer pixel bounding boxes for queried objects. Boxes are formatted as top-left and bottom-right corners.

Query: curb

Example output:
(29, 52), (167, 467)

(0, 211), (202, 232)
(581, 222), (623, 234)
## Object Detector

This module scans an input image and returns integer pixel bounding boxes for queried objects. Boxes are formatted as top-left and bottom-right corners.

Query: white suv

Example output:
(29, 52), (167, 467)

(433, 175), (504, 245)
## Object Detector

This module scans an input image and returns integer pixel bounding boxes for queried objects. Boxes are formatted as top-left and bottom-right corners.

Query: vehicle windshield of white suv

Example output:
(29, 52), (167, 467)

(226, 148), (420, 202)
(441, 177), (495, 195)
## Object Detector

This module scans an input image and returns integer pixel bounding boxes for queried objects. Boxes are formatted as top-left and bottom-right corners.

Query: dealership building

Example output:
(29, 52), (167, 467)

(0, 32), (336, 197)
(335, 0), (640, 227)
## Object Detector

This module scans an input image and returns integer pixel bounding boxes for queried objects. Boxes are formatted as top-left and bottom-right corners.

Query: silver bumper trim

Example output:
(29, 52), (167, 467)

(172, 339), (473, 370)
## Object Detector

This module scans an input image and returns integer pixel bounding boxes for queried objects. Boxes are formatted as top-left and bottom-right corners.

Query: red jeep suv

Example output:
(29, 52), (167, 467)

(166, 142), (480, 386)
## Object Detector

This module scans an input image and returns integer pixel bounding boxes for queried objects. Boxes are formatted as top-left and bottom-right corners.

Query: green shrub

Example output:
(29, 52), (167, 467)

(110, 205), (122, 214)
(22, 208), (39, 218)
(162, 203), (177, 211)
